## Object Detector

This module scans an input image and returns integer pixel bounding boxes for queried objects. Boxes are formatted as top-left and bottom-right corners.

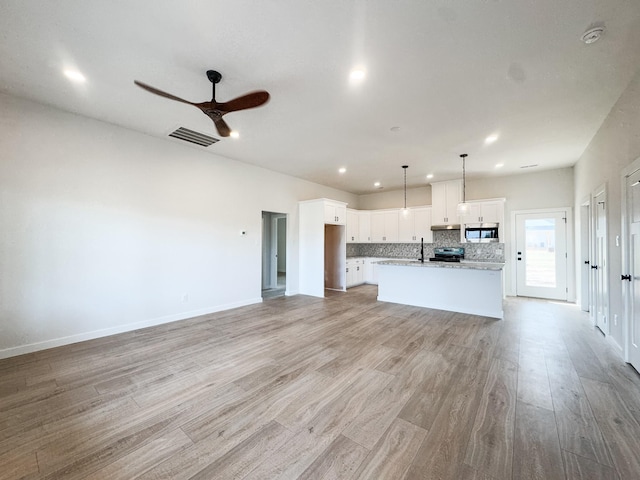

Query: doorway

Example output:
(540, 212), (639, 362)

(622, 165), (640, 371)
(580, 198), (591, 312)
(514, 209), (568, 300)
(262, 211), (287, 299)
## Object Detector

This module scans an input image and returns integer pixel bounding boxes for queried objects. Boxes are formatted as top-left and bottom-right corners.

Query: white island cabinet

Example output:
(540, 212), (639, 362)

(377, 260), (505, 319)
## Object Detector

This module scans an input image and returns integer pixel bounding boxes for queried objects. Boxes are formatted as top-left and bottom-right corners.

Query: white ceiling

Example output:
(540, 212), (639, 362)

(2, 1), (640, 194)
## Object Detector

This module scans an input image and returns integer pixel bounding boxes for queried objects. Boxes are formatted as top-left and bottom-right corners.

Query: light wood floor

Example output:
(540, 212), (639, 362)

(2, 285), (640, 479)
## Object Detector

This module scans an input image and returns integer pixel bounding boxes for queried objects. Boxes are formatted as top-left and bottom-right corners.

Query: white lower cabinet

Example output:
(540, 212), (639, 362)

(363, 258), (393, 285)
(346, 258), (365, 288)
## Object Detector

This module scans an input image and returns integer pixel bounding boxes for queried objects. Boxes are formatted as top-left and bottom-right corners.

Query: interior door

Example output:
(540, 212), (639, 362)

(626, 171), (640, 370)
(593, 189), (608, 333)
(515, 211), (568, 300)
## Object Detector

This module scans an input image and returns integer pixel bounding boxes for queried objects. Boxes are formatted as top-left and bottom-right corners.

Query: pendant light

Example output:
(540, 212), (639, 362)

(402, 165), (409, 215)
(457, 154), (470, 216)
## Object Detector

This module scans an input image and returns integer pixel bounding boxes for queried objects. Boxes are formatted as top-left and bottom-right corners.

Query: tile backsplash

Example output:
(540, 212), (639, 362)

(346, 230), (504, 262)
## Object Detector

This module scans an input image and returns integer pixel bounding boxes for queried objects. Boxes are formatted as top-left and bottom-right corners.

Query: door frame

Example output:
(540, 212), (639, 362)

(592, 184), (609, 333)
(510, 207), (574, 301)
(580, 196), (592, 312)
(621, 157), (640, 363)
(270, 214), (286, 288)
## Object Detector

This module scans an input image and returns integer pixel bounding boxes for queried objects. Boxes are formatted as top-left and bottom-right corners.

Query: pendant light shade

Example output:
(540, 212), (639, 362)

(457, 154), (470, 216)
(402, 165), (409, 215)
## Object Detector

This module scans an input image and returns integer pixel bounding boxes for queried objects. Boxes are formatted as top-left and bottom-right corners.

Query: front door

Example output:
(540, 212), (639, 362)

(626, 171), (640, 370)
(515, 211), (568, 300)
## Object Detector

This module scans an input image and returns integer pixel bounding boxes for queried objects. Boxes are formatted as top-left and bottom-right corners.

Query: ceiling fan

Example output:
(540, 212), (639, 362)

(134, 70), (270, 138)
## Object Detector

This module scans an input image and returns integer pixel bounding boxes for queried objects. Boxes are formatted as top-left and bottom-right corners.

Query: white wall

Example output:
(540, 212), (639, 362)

(0, 93), (357, 358)
(574, 68), (640, 352)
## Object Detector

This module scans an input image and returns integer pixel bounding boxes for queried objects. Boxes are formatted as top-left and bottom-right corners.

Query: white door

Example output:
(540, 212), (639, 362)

(593, 189), (608, 333)
(515, 211), (568, 300)
(625, 170), (640, 370)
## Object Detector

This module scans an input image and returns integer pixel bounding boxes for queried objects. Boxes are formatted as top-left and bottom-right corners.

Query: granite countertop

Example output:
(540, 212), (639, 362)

(376, 259), (505, 271)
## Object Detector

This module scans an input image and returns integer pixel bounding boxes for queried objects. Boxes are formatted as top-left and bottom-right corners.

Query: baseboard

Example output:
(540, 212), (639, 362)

(0, 297), (263, 360)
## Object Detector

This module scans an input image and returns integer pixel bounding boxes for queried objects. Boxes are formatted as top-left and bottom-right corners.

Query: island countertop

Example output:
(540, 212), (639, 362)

(376, 259), (505, 271)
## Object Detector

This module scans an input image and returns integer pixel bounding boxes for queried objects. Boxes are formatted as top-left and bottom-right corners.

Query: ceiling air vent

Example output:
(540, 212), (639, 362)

(168, 127), (219, 147)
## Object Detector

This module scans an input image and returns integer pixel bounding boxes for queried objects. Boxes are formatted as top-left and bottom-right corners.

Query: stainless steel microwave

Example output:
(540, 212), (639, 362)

(464, 223), (499, 243)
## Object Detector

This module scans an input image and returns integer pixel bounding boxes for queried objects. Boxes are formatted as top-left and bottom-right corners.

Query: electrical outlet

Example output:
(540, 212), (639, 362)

(614, 314), (618, 326)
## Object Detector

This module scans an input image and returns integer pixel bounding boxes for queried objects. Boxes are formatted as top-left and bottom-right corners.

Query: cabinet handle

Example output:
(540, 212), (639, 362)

(621, 274), (632, 281)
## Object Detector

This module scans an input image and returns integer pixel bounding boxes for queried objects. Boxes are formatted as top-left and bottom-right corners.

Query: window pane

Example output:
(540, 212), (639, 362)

(525, 218), (556, 288)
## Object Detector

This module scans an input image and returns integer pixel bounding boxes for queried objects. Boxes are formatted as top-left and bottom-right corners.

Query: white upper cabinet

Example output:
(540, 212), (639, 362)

(398, 207), (433, 243)
(460, 199), (504, 224)
(346, 209), (359, 243)
(358, 211), (371, 243)
(324, 200), (347, 225)
(431, 180), (462, 225)
(371, 210), (399, 242)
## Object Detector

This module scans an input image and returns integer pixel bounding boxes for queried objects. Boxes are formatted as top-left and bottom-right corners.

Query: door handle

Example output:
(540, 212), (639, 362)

(621, 274), (632, 281)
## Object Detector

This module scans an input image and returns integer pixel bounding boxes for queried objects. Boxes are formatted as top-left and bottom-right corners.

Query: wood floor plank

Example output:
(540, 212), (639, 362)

(85, 428), (193, 480)
(297, 434), (370, 480)
(344, 349), (445, 449)
(464, 358), (518, 480)
(517, 340), (553, 410)
(562, 450), (619, 480)
(188, 420), (294, 480)
(581, 377), (640, 480)
(405, 366), (489, 480)
(352, 418), (427, 480)
(545, 349), (613, 467)
(513, 402), (564, 480)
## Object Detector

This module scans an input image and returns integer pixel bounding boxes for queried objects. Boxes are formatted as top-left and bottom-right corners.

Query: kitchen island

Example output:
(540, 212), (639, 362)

(376, 260), (505, 319)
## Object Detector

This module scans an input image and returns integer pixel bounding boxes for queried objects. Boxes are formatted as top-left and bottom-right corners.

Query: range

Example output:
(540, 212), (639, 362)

(430, 247), (464, 262)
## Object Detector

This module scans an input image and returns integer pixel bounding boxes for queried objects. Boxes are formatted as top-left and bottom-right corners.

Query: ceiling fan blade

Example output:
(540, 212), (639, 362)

(134, 80), (195, 106)
(212, 117), (232, 137)
(218, 91), (270, 113)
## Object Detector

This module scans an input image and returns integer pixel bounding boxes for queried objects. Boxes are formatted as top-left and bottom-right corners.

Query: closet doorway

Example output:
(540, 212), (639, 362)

(262, 211), (287, 299)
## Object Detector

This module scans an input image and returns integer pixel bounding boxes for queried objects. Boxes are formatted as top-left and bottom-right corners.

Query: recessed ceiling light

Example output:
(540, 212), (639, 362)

(338, 167), (346, 174)
(63, 69), (86, 83)
(349, 68), (366, 82)
(390, 126), (401, 132)
(230, 130), (240, 139)
(495, 163), (504, 168)
(426, 174), (434, 179)
(374, 181), (381, 187)
(485, 134), (499, 144)
(581, 27), (605, 44)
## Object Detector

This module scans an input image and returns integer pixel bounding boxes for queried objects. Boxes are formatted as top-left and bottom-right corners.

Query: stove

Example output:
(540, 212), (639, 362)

(429, 247), (464, 262)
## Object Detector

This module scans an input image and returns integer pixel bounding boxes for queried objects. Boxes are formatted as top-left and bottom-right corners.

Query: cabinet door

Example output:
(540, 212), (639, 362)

(370, 212), (385, 242)
(431, 182), (447, 224)
(461, 203), (482, 223)
(355, 261), (364, 285)
(383, 211), (399, 242)
(324, 204), (336, 224)
(414, 207), (433, 243)
(358, 211), (371, 243)
(334, 204), (347, 225)
(445, 181), (462, 224)
(398, 209), (415, 242)
(479, 201), (502, 223)
(324, 203), (346, 225)
(346, 209), (359, 243)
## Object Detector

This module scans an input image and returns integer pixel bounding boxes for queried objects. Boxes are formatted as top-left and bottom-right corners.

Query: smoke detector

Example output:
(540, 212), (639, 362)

(581, 27), (605, 44)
